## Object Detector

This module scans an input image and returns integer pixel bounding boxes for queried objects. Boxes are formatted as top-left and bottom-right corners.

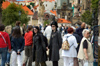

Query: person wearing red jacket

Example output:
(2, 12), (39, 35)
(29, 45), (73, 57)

(0, 24), (11, 66)
(23, 25), (33, 66)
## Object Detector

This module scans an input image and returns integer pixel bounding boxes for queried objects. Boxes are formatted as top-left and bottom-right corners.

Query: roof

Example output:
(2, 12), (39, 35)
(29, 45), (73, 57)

(8, 0), (33, 2)
(1, 1), (10, 9)
(50, 10), (57, 16)
(58, 18), (71, 23)
(34, 4), (39, 9)
(42, 0), (55, 2)
(1, 1), (34, 15)
(22, 5), (34, 15)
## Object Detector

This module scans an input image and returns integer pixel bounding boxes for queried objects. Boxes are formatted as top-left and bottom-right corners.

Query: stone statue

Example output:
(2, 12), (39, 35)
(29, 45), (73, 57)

(38, 0), (45, 17)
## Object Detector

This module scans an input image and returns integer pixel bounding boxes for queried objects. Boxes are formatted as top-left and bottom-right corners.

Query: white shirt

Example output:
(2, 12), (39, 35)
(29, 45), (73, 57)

(44, 26), (52, 39)
(62, 34), (78, 57)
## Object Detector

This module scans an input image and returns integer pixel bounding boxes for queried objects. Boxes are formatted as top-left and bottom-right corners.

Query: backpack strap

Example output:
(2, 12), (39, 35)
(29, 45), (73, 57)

(0, 33), (7, 44)
(66, 35), (74, 48)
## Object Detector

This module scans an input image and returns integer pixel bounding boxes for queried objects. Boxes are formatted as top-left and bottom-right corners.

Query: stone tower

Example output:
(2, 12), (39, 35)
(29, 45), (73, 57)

(57, 0), (73, 21)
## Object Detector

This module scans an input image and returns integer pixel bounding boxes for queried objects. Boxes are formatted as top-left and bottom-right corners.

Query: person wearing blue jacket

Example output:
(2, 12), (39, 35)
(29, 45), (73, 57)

(10, 27), (24, 66)
(76, 23), (86, 40)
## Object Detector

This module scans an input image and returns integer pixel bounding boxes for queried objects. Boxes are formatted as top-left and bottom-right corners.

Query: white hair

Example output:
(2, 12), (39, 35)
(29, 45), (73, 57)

(82, 29), (90, 37)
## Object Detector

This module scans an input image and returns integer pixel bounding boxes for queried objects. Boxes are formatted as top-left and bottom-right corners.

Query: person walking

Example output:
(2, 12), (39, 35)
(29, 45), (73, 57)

(11, 21), (25, 36)
(33, 26), (47, 66)
(76, 22), (86, 40)
(0, 24), (11, 66)
(62, 27), (78, 66)
(48, 21), (62, 66)
(10, 27), (24, 66)
(77, 29), (94, 66)
(23, 25), (33, 66)
(44, 24), (52, 56)
(5, 25), (12, 66)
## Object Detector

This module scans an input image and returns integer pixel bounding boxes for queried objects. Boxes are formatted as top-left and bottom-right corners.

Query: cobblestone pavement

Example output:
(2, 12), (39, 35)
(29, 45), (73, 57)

(0, 49), (83, 66)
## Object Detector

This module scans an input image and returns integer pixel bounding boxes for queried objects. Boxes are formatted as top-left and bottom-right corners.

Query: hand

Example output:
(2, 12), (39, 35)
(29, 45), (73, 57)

(86, 56), (88, 60)
(8, 49), (12, 53)
(17, 52), (21, 55)
(46, 47), (49, 50)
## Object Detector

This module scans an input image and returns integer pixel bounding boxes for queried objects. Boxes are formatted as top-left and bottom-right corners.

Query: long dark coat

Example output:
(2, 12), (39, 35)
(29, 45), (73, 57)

(49, 31), (62, 61)
(32, 32), (47, 62)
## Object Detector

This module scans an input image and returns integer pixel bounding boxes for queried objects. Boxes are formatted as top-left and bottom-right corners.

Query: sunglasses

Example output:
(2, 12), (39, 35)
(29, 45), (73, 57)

(52, 26), (56, 27)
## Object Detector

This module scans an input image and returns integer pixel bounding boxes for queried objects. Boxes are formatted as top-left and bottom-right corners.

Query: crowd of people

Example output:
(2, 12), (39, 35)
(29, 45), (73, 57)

(0, 21), (94, 66)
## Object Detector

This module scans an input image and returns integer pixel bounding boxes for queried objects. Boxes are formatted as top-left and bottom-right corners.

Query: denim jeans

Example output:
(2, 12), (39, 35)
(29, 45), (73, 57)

(6, 51), (11, 63)
(0, 47), (7, 66)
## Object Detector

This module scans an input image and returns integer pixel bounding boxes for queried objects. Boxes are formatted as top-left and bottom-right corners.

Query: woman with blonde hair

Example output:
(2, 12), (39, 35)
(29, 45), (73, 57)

(77, 29), (94, 66)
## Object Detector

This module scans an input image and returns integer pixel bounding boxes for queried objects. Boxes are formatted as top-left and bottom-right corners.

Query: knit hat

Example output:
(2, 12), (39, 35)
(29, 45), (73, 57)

(51, 21), (58, 28)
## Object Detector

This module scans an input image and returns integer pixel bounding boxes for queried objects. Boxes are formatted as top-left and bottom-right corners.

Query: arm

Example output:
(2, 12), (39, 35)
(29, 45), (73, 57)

(73, 36), (78, 48)
(11, 39), (17, 52)
(83, 49), (88, 60)
(58, 32), (62, 49)
(83, 40), (88, 60)
(20, 38), (25, 52)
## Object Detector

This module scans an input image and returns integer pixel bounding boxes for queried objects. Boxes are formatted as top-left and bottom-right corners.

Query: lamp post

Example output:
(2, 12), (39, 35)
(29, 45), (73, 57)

(19, 11), (21, 21)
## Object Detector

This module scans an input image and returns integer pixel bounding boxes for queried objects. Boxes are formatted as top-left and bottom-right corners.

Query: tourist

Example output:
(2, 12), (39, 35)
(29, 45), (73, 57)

(48, 21), (62, 66)
(5, 25), (12, 66)
(77, 29), (94, 66)
(44, 24), (48, 30)
(33, 26), (47, 66)
(11, 21), (24, 36)
(62, 27), (78, 66)
(76, 22), (86, 40)
(44, 24), (52, 56)
(10, 27), (24, 66)
(23, 25), (33, 66)
(0, 24), (11, 66)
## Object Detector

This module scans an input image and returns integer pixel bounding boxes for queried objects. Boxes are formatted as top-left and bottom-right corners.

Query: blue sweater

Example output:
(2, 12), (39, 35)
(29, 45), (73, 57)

(11, 37), (25, 52)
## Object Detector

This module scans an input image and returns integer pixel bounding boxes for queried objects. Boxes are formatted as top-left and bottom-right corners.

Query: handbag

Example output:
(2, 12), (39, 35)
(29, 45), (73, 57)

(62, 35), (73, 50)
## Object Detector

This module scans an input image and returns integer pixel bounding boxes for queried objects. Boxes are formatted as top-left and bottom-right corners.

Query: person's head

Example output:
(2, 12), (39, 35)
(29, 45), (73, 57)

(46, 24), (48, 26)
(51, 21), (58, 31)
(12, 27), (22, 38)
(16, 21), (21, 26)
(34, 26), (40, 34)
(82, 29), (90, 38)
(0, 24), (5, 31)
(81, 22), (85, 28)
(23, 23), (25, 27)
(26, 25), (33, 32)
(5, 25), (12, 34)
(67, 27), (74, 34)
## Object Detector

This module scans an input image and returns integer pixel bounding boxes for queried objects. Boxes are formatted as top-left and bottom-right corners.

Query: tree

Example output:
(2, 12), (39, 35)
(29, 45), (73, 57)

(91, 0), (99, 10)
(81, 10), (93, 26)
(44, 20), (50, 26)
(2, 3), (29, 26)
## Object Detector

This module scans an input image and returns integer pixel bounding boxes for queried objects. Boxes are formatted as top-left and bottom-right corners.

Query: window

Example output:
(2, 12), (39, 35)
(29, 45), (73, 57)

(62, 12), (65, 16)
(68, 13), (70, 16)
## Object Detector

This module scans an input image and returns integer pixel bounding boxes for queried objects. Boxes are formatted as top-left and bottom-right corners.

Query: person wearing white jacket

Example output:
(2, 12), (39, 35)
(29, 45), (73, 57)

(62, 27), (78, 66)
(44, 24), (52, 43)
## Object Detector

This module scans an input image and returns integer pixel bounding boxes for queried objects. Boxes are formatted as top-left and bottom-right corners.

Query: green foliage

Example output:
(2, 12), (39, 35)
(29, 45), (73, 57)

(2, 3), (29, 26)
(44, 20), (50, 26)
(91, 0), (99, 10)
(30, 3), (34, 7)
(81, 10), (93, 26)
(27, 5), (31, 9)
